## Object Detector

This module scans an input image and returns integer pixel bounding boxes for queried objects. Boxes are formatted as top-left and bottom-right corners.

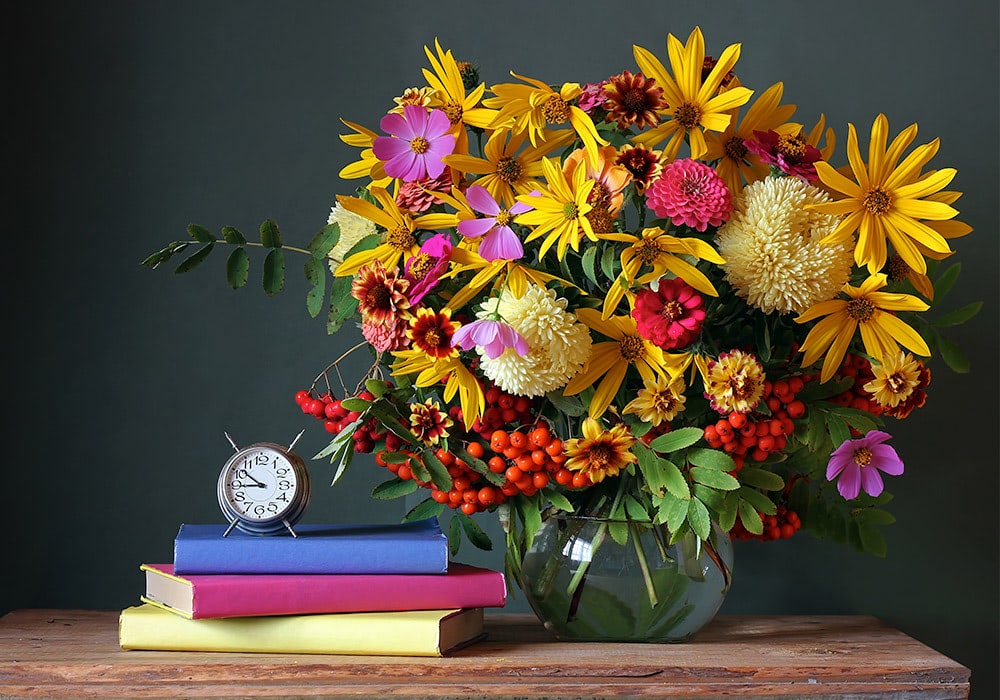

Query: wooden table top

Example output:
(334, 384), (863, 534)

(0, 609), (970, 698)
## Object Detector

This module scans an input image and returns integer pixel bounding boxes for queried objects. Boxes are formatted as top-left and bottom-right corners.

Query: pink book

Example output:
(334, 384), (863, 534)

(140, 562), (506, 619)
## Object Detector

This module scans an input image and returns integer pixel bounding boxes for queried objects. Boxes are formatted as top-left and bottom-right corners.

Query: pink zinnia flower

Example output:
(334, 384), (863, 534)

(404, 233), (452, 304)
(826, 430), (905, 500)
(451, 318), (530, 359)
(457, 185), (531, 261)
(361, 315), (410, 353)
(577, 81), (608, 114)
(744, 130), (823, 183)
(644, 158), (732, 231)
(372, 105), (456, 182)
(395, 169), (453, 213)
(631, 278), (706, 350)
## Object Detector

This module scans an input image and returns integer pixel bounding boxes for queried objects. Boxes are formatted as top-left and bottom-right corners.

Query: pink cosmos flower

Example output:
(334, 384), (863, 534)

(457, 185), (531, 261)
(631, 278), (706, 350)
(451, 318), (530, 360)
(744, 130), (822, 183)
(403, 233), (452, 305)
(372, 105), (456, 182)
(644, 158), (732, 231)
(826, 430), (905, 500)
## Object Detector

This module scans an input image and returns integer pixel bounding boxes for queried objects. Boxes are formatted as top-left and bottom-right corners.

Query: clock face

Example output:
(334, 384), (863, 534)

(220, 446), (299, 522)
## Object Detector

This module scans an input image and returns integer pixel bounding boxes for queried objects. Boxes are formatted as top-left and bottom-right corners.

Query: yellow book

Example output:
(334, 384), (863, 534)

(119, 603), (484, 656)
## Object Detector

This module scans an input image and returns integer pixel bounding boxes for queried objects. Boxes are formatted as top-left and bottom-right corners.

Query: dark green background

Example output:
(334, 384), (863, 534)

(8, 1), (997, 696)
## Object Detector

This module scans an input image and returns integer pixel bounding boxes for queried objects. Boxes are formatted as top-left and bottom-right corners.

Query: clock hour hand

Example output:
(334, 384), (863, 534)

(231, 480), (266, 489)
(241, 471), (267, 487)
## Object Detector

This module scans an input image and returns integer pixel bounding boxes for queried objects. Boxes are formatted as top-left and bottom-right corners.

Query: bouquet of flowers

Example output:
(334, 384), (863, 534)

(145, 27), (977, 575)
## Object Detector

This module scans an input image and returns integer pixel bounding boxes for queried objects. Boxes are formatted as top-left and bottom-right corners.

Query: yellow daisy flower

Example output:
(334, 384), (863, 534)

(862, 350), (924, 410)
(809, 114), (959, 275)
(484, 72), (608, 165)
(442, 246), (571, 312)
(564, 417), (638, 484)
(333, 188), (438, 276)
(422, 39), (499, 156)
(631, 27), (754, 160)
(701, 82), (801, 196)
(794, 273), (930, 383)
(601, 226), (724, 318)
(564, 308), (685, 419)
(623, 373), (688, 426)
(443, 128), (575, 207)
(514, 156), (596, 260)
(338, 119), (391, 188)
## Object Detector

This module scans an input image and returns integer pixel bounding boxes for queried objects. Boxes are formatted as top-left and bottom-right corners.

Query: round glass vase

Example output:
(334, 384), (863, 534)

(517, 514), (733, 642)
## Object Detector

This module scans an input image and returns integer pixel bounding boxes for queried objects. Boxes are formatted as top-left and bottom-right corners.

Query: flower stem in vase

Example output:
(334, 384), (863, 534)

(565, 521), (606, 621)
(630, 521), (659, 607)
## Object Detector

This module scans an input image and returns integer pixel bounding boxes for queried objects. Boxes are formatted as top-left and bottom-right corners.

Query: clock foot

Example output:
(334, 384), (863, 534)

(222, 520), (239, 537)
(282, 519), (298, 538)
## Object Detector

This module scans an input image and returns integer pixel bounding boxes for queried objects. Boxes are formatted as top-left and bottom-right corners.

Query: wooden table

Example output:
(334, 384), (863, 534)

(0, 609), (969, 698)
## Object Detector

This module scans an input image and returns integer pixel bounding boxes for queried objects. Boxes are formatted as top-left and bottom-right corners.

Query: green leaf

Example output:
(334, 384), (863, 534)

(520, 496), (543, 550)
(854, 508), (896, 526)
(367, 400), (417, 444)
(457, 512), (493, 550)
(933, 301), (982, 328)
(580, 245), (599, 286)
(259, 219), (282, 248)
(403, 498), (445, 522)
(738, 486), (777, 515)
(687, 447), (736, 472)
(378, 451), (411, 464)
(857, 523), (887, 557)
(754, 315), (772, 363)
(625, 495), (649, 521)
(327, 275), (359, 334)
(221, 226), (246, 245)
(543, 488), (575, 514)
(226, 247), (249, 289)
(600, 244), (617, 280)
(661, 493), (689, 533)
(717, 492), (738, 532)
(452, 446), (504, 486)
(328, 441), (354, 486)
(829, 406), (880, 435)
(304, 257), (325, 317)
(687, 498), (711, 540)
(340, 397), (371, 412)
(448, 515), (462, 557)
(648, 426), (704, 453)
(421, 448), (454, 491)
(365, 379), (390, 398)
(825, 412), (852, 448)
(407, 457), (432, 484)
(932, 262), (961, 300)
(175, 243), (214, 274)
(371, 477), (419, 500)
(544, 389), (587, 417)
(690, 466), (740, 491)
(186, 223), (215, 243)
(737, 467), (785, 491)
(308, 222), (340, 259)
(262, 248), (285, 296)
(937, 332), (971, 373)
(738, 500), (763, 534)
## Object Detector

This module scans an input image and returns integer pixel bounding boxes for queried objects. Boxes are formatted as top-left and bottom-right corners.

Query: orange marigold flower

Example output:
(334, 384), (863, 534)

(602, 70), (666, 130)
(564, 418), (638, 484)
(407, 307), (458, 359)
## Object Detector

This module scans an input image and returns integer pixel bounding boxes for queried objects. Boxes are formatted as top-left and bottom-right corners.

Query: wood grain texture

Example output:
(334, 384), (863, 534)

(0, 609), (970, 698)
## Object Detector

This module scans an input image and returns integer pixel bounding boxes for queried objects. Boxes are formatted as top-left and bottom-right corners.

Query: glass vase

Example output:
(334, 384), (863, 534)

(517, 514), (733, 642)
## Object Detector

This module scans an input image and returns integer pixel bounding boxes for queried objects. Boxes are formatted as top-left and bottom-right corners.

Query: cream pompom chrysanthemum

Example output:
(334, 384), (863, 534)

(716, 177), (853, 315)
(327, 203), (377, 273)
(475, 285), (592, 397)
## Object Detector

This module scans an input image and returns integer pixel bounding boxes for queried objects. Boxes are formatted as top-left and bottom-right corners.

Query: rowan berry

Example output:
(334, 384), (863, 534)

(452, 476), (471, 492)
(509, 431), (528, 450)
(571, 472), (589, 489)
(532, 472), (549, 489)
(488, 456), (506, 473)
(728, 412), (747, 429)
(530, 426), (552, 448)
(555, 468), (573, 485)
(431, 489), (449, 504)
(531, 449), (548, 467)
(477, 487), (497, 506)
(789, 376), (804, 394)
(505, 466), (524, 483)
(757, 435), (776, 453)
(703, 424), (719, 442)
(397, 464), (413, 481)
(490, 430), (510, 451)
(294, 390), (311, 405)
(466, 442), (485, 459)
(515, 454), (535, 473)
(461, 502), (478, 516)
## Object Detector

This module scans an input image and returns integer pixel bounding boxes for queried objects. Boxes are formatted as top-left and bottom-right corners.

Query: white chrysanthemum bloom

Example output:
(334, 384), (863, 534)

(475, 285), (592, 397)
(716, 177), (853, 315)
(326, 203), (377, 273)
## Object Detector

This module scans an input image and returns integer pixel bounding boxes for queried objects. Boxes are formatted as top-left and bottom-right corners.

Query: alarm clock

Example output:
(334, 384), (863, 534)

(217, 430), (311, 537)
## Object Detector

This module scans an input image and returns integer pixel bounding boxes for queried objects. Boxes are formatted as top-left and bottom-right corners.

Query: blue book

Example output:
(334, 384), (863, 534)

(172, 519), (449, 575)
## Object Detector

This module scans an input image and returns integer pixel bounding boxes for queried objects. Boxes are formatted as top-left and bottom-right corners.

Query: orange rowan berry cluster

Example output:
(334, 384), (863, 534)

(487, 423), (583, 496)
(294, 388), (385, 453)
(376, 442), (506, 516)
(730, 504), (802, 541)
(702, 376), (806, 471)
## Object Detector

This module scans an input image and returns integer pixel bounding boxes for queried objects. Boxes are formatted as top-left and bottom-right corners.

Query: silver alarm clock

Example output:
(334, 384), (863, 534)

(217, 430), (311, 537)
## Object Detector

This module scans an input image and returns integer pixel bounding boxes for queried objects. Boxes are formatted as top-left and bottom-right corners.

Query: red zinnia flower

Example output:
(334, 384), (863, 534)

(631, 278), (706, 350)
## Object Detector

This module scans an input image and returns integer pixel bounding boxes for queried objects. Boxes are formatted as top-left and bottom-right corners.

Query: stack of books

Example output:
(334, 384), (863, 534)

(119, 518), (505, 656)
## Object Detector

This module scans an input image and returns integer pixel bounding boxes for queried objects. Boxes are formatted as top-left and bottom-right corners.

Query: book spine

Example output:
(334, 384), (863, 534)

(187, 570), (505, 618)
(173, 537), (448, 575)
(119, 605), (467, 656)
